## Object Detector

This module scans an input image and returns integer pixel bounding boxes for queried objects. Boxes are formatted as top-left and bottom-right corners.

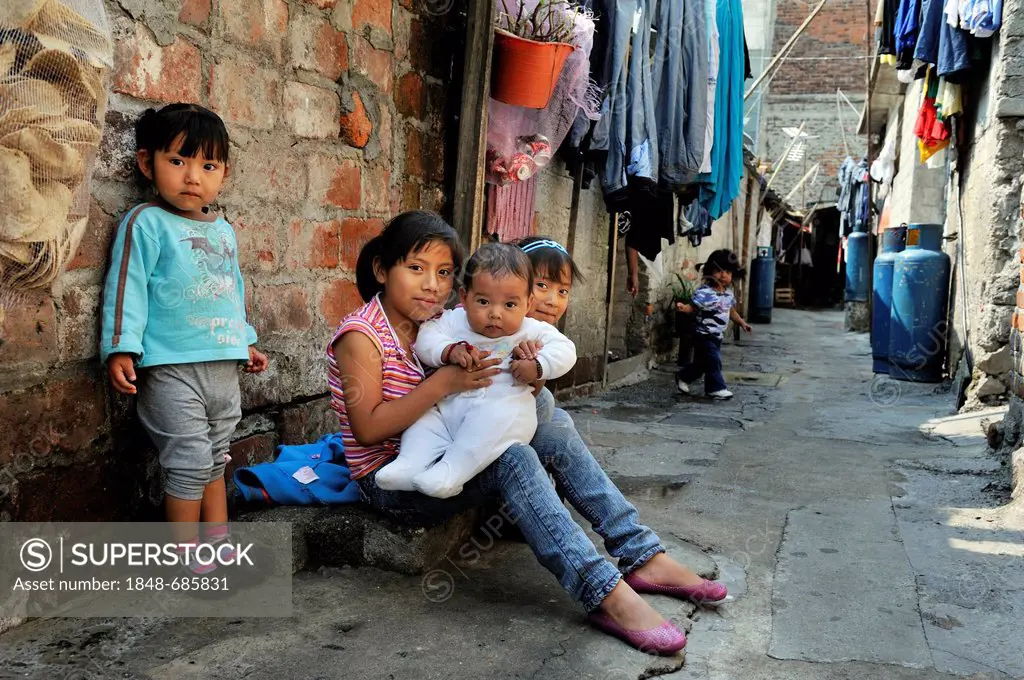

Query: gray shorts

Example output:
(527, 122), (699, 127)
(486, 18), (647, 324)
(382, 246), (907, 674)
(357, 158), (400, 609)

(136, 361), (242, 501)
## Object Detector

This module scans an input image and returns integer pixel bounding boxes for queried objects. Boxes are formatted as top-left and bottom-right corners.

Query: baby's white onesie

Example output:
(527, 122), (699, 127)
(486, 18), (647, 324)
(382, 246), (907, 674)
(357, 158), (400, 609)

(376, 307), (576, 498)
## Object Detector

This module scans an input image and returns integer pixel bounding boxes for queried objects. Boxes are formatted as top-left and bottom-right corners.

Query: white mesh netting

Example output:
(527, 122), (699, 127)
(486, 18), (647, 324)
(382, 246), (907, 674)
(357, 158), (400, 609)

(0, 0), (112, 289)
(487, 1), (601, 186)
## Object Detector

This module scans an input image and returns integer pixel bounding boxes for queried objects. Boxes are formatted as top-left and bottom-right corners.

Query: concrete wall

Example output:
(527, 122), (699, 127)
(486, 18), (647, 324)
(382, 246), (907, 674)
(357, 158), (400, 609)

(533, 166), (611, 392)
(882, 81), (949, 228)
(0, 0), (613, 521)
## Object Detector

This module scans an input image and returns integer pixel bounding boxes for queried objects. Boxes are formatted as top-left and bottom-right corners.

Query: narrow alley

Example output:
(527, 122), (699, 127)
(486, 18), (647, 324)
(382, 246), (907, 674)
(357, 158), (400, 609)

(2, 308), (1021, 680)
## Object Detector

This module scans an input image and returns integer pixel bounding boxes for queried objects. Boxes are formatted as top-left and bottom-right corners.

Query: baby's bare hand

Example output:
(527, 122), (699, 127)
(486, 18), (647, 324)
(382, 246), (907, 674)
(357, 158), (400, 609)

(512, 340), (543, 360)
(448, 344), (474, 368)
(510, 358), (540, 384)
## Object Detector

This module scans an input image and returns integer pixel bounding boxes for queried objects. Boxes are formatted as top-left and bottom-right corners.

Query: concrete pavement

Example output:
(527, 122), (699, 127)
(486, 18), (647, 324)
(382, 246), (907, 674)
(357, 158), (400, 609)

(2, 309), (1022, 679)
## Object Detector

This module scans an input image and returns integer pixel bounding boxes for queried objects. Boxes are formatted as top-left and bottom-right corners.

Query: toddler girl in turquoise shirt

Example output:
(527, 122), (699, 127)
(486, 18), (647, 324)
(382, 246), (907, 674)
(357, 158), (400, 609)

(100, 104), (267, 568)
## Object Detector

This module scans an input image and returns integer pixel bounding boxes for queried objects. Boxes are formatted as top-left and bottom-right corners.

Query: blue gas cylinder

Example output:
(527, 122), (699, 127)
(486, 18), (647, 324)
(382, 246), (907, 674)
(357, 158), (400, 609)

(749, 246), (776, 323)
(889, 223), (951, 382)
(871, 225), (908, 373)
(846, 231), (871, 302)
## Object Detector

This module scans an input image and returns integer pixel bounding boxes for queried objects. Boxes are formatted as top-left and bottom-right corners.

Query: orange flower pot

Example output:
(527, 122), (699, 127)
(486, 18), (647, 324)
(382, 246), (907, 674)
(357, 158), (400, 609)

(491, 29), (574, 109)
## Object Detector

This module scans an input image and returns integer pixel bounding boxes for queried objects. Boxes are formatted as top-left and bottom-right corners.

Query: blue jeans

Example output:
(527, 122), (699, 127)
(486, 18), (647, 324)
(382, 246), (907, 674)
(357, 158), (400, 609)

(535, 386), (555, 425)
(358, 410), (663, 611)
(677, 333), (727, 394)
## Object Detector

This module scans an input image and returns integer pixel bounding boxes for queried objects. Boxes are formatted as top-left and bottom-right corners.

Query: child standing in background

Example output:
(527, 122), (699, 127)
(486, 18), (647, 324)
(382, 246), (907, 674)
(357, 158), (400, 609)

(100, 104), (267, 568)
(675, 249), (751, 400)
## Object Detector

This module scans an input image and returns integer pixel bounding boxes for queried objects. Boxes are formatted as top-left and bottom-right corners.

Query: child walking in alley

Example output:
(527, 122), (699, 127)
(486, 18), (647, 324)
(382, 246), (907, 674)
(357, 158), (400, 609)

(675, 249), (751, 400)
(100, 104), (268, 567)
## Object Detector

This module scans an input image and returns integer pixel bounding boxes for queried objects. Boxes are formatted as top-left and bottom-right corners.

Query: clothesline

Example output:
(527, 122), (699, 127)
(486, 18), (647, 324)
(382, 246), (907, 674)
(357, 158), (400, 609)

(782, 55), (873, 61)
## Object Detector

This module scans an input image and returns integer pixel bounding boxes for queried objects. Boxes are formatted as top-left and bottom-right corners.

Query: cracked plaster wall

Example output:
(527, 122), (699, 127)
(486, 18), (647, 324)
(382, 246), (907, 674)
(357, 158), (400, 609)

(879, 2), (1024, 410)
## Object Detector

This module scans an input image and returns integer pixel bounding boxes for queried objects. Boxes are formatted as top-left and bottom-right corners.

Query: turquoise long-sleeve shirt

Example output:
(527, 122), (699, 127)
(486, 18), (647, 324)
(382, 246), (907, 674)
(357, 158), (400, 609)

(100, 203), (257, 367)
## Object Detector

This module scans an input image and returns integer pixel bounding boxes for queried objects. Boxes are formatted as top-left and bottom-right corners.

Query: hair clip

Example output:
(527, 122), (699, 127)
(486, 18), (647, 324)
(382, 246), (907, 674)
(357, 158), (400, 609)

(520, 239), (569, 255)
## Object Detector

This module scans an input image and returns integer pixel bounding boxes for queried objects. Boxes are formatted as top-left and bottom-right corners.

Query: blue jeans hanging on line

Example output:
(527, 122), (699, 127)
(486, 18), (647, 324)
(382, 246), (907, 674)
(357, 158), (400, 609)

(676, 333), (728, 394)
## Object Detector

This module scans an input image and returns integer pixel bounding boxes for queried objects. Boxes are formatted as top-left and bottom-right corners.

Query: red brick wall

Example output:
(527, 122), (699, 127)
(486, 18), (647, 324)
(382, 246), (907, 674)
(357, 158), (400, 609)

(0, 0), (463, 521)
(769, 0), (876, 95)
(761, 0), (875, 201)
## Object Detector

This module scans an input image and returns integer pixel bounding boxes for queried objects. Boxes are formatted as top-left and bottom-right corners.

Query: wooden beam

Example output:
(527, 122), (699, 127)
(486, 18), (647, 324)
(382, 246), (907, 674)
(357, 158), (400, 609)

(732, 203), (742, 341)
(558, 162), (585, 335)
(602, 213), (620, 388)
(451, 0), (497, 252)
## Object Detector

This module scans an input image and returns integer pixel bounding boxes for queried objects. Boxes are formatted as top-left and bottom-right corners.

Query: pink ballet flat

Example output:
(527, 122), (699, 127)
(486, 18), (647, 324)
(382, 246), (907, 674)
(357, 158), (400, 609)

(586, 611), (687, 656)
(623, 573), (728, 605)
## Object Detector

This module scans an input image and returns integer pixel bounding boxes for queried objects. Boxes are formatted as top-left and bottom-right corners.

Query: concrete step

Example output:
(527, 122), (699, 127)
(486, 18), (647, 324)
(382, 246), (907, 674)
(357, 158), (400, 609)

(237, 505), (481, 576)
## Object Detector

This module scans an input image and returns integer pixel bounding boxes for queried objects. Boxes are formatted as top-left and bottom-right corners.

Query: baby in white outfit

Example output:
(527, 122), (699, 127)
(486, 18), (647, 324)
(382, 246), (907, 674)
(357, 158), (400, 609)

(375, 243), (577, 498)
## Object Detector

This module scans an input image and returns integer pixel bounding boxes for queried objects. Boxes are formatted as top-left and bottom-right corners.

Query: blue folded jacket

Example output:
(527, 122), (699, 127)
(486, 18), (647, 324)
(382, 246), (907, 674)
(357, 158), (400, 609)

(233, 433), (360, 506)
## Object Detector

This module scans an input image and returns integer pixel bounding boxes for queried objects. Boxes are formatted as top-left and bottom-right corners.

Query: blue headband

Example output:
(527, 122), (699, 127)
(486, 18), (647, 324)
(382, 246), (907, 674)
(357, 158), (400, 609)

(520, 239), (569, 256)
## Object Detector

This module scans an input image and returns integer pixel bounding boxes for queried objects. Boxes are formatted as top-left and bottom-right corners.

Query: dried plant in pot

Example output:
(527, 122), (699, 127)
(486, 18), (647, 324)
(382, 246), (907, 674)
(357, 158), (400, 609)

(492, 0), (579, 109)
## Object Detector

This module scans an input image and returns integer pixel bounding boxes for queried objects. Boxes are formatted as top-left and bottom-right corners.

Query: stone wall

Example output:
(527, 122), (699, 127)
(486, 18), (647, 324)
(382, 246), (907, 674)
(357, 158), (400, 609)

(875, 0), (1024, 408)
(946, 4), (1024, 406)
(988, 0), (1024, 493)
(0, 0), (466, 521)
(948, 112), (1022, 404)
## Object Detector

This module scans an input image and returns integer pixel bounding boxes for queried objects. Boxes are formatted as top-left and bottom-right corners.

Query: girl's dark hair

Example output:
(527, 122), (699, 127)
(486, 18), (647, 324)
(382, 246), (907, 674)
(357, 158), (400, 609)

(135, 103), (230, 182)
(462, 243), (533, 293)
(515, 235), (584, 284)
(355, 211), (464, 302)
(698, 249), (746, 280)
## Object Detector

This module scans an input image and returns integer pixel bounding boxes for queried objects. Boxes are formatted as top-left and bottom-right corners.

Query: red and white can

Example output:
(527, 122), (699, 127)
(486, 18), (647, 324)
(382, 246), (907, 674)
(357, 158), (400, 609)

(507, 152), (537, 182)
(517, 134), (553, 166)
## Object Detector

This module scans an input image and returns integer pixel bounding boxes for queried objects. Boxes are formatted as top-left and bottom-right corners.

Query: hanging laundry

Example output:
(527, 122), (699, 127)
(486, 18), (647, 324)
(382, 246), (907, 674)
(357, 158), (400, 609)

(915, 0), (973, 81)
(743, 28), (753, 80)
(591, 0), (659, 205)
(894, 0), (922, 69)
(651, 0), (708, 189)
(698, 0), (745, 221)
(935, 79), (963, 119)
(878, 0), (899, 63)
(871, 134), (898, 198)
(944, 0), (961, 27)
(700, 0), (721, 175)
(971, 0), (1003, 37)
(836, 157), (870, 235)
(915, 68), (951, 162)
(563, 0), (598, 156)
(952, 0), (1003, 37)
(486, 179), (537, 242)
(623, 188), (675, 261)
(681, 200), (713, 248)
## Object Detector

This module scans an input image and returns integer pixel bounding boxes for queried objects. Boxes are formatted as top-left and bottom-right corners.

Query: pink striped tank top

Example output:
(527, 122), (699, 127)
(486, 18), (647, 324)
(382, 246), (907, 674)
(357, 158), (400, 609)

(327, 295), (425, 479)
